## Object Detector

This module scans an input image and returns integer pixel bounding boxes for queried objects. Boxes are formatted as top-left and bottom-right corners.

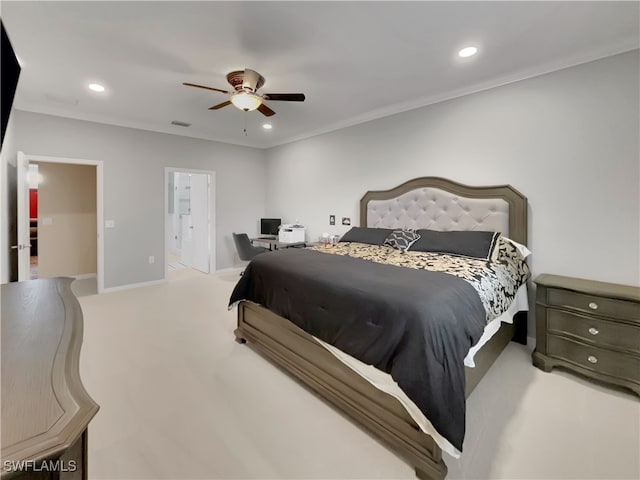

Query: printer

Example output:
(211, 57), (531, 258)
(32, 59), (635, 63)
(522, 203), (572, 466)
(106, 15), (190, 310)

(279, 224), (306, 244)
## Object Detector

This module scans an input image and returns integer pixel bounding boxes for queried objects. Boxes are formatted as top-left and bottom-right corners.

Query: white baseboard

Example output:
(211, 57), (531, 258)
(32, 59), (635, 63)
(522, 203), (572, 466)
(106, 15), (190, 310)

(101, 279), (166, 293)
(72, 273), (97, 280)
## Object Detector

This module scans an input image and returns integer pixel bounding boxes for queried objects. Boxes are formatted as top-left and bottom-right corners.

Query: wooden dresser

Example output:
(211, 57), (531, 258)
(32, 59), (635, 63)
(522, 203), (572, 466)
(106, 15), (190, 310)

(1, 278), (99, 479)
(532, 274), (640, 395)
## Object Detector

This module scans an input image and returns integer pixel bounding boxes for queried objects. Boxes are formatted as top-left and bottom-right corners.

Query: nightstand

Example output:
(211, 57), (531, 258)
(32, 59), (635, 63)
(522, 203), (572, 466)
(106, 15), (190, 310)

(533, 274), (640, 396)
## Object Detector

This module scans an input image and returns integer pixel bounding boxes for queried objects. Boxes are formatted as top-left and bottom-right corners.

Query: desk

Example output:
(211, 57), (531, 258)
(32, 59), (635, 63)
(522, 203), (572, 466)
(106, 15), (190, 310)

(251, 238), (307, 250)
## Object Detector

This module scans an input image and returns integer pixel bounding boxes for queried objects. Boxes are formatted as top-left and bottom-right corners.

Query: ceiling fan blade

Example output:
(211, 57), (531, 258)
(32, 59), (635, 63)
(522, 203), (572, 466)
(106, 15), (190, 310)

(183, 82), (230, 94)
(242, 69), (261, 91)
(257, 103), (276, 117)
(209, 100), (232, 110)
(262, 93), (305, 102)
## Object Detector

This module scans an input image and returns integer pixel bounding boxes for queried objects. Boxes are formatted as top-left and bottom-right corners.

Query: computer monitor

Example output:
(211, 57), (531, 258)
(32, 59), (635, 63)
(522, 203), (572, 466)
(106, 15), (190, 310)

(260, 218), (281, 236)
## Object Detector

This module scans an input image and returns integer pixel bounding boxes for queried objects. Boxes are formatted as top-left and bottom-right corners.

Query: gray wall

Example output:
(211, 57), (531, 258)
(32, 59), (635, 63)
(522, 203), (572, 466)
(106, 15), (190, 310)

(3, 51), (638, 299)
(1, 111), (266, 288)
(266, 51), (640, 324)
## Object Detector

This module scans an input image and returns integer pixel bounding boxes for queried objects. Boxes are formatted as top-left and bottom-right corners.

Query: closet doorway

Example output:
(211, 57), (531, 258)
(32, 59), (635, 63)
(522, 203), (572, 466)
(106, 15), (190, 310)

(164, 168), (215, 276)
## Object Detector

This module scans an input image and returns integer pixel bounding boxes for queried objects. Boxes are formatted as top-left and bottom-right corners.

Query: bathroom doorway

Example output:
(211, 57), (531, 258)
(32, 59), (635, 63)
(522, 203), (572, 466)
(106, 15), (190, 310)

(165, 168), (215, 276)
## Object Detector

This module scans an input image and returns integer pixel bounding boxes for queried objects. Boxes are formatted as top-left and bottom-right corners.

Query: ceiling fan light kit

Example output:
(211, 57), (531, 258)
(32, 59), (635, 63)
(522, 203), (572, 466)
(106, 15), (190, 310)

(184, 68), (305, 117)
(230, 91), (263, 111)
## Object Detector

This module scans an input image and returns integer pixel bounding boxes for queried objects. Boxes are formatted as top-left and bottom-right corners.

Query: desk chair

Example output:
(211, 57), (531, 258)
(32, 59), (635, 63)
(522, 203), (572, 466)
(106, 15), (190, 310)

(233, 233), (269, 262)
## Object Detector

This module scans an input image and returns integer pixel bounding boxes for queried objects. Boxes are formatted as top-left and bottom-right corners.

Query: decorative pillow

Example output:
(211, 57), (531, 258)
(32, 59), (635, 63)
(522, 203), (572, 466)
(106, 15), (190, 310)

(339, 227), (393, 245)
(383, 229), (421, 252)
(502, 237), (532, 259)
(495, 237), (530, 281)
(409, 230), (501, 261)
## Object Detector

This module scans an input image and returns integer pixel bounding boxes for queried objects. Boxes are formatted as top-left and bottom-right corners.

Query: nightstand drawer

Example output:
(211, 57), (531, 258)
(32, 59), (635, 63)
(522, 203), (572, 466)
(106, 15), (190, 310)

(547, 309), (640, 354)
(547, 335), (640, 383)
(546, 289), (640, 322)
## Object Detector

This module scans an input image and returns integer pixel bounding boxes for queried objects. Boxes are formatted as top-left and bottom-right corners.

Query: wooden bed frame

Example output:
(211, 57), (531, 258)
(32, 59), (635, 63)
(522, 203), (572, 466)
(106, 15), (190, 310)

(234, 177), (528, 479)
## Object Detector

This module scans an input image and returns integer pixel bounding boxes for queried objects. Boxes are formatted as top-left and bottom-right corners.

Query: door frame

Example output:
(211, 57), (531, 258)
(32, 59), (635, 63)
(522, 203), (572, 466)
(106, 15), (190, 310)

(18, 152), (104, 292)
(164, 167), (216, 278)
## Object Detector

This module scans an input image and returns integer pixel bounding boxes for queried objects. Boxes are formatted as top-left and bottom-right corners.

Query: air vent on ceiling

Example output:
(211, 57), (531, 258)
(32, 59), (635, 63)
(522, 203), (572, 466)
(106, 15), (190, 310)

(171, 120), (191, 127)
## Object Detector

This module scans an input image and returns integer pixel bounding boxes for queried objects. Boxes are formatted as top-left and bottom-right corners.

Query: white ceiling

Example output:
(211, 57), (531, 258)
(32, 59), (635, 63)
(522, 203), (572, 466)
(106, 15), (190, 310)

(3, 1), (638, 149)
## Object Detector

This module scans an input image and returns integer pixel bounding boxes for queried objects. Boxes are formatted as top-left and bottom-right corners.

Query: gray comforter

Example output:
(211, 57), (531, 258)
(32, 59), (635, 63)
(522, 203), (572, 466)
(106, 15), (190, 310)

(229, 247), (487, 452)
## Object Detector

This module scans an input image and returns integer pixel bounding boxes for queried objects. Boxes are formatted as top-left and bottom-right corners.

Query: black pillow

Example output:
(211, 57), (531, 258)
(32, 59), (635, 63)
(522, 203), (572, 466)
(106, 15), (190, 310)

(410, 230), (501, 261)
(339, 227), (393, 245)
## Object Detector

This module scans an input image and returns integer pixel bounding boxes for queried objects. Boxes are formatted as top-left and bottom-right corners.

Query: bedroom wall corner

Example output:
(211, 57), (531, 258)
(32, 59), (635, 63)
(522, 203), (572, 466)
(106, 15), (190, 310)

(265, 50), (640, 336)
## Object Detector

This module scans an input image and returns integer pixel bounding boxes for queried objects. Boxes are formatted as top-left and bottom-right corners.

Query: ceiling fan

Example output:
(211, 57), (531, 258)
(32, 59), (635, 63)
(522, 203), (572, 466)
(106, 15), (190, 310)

(183, 68), (305, 117)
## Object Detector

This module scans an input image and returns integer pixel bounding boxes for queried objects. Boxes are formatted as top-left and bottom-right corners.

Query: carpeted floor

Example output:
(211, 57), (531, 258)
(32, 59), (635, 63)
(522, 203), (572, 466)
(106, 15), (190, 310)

(72, 270), (639, 479)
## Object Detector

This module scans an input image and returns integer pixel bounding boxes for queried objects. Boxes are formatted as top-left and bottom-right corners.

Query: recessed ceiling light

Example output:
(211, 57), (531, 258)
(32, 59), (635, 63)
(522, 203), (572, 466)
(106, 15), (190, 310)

(458, 46), (478, 58)
(88, 83), (105, 92)
(262, 124), (272, 130)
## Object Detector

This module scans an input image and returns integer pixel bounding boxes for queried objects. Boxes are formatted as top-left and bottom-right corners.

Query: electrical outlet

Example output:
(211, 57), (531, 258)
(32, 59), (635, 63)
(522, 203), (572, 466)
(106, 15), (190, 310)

(105, 220), (115, 228)
(329, 215), (335, 225)
(148, 256), (155, 264)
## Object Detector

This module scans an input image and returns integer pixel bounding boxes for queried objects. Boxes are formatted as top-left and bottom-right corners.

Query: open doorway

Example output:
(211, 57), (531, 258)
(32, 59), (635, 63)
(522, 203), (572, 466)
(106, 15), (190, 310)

(32, 161), (97, 281)
(15, 152), (104, 291)
(165, 168), (215, 277)
(28, 164), (39, 278)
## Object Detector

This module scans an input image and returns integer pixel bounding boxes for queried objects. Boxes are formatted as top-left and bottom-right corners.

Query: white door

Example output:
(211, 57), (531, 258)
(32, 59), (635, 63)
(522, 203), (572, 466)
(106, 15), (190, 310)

(189, 173), (210, 273)
(180, 213), (194, 267)
(15, 152), (31, 280)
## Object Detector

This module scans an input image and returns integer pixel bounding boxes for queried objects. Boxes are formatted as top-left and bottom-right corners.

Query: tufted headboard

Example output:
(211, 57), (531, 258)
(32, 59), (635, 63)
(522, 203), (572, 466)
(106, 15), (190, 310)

(360, 177), (528, 245)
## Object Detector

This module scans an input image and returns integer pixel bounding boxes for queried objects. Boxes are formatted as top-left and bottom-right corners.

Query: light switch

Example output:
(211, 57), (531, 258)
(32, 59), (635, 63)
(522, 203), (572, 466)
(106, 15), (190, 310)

(105, 220), (115, 228)
(42, 217), (53, 225)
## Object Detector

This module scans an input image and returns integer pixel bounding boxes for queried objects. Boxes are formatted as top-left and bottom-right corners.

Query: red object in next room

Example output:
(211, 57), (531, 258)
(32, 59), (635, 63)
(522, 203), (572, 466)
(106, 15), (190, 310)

(29, 189), (38, 218)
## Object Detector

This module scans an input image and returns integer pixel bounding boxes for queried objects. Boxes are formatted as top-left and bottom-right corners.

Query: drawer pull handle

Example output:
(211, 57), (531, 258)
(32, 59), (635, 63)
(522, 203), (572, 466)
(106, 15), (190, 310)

(588, 302), (598, 310)
(588, 327), (599, 336)
(587, 355), (598, 364)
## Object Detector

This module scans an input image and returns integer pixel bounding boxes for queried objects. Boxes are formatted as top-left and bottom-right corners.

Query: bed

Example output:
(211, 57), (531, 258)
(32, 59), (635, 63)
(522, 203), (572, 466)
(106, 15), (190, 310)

(231, 176), (528, 479)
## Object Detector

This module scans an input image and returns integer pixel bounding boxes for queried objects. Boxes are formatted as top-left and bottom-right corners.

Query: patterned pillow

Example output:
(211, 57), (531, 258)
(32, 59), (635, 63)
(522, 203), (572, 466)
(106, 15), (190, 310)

(383, 229), (421, 252)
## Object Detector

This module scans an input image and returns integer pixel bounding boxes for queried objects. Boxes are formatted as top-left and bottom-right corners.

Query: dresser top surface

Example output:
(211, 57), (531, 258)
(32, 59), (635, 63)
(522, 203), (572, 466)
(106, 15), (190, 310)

(1, 278), (98, 472)
(535, 274), (640, 303)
